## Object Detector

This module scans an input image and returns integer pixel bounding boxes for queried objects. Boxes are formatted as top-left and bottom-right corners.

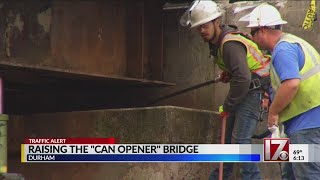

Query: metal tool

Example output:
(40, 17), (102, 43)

(146, 75), (221, 106)
(219, 116), (227, 180)
(147, 75), (271, 140)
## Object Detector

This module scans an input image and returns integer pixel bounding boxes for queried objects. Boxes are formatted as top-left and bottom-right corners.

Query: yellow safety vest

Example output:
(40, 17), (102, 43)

(270, 33), (320, 122)
(216, 33), (270, 77)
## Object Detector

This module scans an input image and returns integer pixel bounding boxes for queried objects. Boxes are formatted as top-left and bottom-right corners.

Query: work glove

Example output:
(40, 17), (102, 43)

(268, 125), (280, 138)
(219, 105), (230, 119)
(268, 125), (287, 138)
(219, 71), (231, 83)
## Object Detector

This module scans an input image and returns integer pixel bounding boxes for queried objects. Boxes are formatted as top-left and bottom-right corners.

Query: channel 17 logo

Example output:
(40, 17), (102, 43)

(264, 138), (289, 162)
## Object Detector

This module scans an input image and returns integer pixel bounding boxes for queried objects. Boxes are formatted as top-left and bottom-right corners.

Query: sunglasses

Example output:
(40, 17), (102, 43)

(250, 28), (261, 37)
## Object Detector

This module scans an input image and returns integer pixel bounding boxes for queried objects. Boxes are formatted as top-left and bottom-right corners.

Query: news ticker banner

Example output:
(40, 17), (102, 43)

(21, 138), (320, 163)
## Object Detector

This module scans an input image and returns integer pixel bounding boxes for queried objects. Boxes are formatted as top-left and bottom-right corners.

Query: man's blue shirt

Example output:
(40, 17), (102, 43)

(271, 41), (320, 136)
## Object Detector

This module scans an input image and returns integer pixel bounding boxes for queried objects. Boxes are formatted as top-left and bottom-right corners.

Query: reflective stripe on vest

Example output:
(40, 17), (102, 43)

(270, 33), (320, 122)
(216, 33), (270, 77)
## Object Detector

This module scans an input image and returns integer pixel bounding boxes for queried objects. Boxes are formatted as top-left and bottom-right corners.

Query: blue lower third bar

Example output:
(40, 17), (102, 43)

(26, 154), (260, 162)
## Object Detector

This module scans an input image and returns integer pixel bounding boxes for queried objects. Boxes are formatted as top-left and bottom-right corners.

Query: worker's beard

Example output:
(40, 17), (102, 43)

(201, 30), (216, 43)
(201, 34), (211, 42)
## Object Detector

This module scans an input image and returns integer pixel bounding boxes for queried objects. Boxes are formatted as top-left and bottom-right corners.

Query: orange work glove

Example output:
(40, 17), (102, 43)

(220, 71), (231, 83)
(219, 106), (230, 119)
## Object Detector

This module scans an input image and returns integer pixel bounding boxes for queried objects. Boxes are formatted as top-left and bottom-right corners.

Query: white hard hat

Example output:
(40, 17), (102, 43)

(188, 0), (224, 28)
(247, 3), (287, 28)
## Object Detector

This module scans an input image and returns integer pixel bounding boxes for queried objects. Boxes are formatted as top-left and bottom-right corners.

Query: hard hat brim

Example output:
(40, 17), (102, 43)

(190, 13), (222, 28)
(246, 20), (287, 28)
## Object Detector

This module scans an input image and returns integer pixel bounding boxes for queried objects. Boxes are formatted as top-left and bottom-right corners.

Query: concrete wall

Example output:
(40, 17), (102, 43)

(224, 0), (320, 49)
(8, 106), (282, 180)
(283, 1), (320, 50)
(8, 106), (218, 180)
(149, 9), (228, 112)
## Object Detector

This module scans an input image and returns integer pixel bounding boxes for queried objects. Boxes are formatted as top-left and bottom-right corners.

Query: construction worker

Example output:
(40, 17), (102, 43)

(245, 3), (320, 179)
(182, 1), (270, 179)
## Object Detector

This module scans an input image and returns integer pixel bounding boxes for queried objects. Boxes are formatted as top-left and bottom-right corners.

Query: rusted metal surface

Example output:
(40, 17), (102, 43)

(50, 1), (128, 76)
(0, 61), (174, 114)
(144, 1), (164, 80)
(0, 0), (171, 114)
(0, 0), (165, 81)
(0, 1), (51, 63)
(126, 2), (144, 78)
(0, 61), (174, 89)
(126, 0), (164, 80)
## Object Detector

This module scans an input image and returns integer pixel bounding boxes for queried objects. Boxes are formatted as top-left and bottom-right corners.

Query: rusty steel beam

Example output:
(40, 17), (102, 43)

(0, 61), (175, 114)
(0, 61), (175, 88)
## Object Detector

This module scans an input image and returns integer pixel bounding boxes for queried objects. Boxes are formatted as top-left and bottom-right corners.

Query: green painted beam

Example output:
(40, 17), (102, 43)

(0, 114), (9, 174)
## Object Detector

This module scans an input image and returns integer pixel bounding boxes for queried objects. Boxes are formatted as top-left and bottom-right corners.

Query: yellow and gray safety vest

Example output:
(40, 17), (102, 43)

(270, 33), (320, 122)
(216, 33), (270, 77)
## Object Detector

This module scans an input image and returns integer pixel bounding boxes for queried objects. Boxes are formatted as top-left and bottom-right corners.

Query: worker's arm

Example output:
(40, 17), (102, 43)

(268, 42), (304, 127)
(222, 41), (251, 112)
(268, 79), (300, 127)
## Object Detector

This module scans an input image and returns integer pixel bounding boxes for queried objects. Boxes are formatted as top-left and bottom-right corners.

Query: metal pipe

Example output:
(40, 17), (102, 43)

(146, 76), (221, 106)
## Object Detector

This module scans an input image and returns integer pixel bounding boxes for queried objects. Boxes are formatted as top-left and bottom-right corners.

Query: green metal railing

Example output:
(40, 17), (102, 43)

(0, 114), (8, 174)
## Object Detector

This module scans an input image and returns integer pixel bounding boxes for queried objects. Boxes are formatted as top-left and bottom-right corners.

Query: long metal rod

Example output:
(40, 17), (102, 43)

(146, 76), (271, 139)
(147, 76), (221, 106)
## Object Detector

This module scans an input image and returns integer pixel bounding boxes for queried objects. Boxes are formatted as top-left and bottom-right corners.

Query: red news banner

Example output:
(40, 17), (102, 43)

(25, 138), (117, 144)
